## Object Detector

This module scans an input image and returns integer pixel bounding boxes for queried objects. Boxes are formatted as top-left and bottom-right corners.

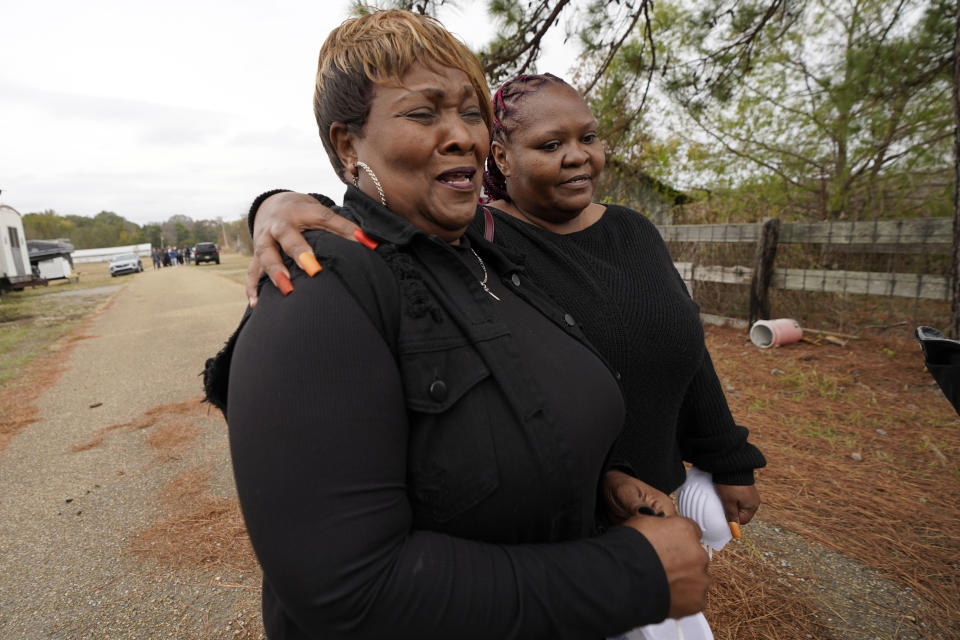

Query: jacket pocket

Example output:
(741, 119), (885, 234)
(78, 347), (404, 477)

(400, 343), (500, 523)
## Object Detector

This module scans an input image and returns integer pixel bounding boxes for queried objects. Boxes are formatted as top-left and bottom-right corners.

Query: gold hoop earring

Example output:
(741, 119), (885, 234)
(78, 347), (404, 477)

(354, 161), (386, 207)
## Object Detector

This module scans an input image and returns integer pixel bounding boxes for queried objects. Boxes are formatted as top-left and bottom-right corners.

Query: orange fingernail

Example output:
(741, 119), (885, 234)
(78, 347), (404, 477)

(728, 521), (742, 539)
(354, 229), (379, 250)
(275, 272), (294, 296)
(298, 251), (322, 277)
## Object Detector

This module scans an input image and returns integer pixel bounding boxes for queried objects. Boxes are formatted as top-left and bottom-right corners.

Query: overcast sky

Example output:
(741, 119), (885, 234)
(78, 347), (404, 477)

(1, 1), (578, 226)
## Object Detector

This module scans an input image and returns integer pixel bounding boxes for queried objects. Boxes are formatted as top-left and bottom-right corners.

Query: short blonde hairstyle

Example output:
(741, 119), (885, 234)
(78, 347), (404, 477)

(314, 9), (492, 179)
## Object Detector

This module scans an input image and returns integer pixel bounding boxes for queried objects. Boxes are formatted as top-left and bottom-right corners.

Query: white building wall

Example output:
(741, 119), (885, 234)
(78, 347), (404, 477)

(71, 243), (152, 264)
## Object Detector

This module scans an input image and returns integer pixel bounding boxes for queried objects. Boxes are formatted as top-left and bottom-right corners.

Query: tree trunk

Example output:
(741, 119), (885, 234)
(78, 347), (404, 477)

(951, 0), (960, 338)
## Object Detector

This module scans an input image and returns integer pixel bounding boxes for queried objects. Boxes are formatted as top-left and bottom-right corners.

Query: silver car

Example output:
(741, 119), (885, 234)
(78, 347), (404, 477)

(109, 253), (143, 277)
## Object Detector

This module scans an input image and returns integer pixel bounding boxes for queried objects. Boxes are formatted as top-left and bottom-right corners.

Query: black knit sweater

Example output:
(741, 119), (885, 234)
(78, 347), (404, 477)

(474, 204), (765, 493)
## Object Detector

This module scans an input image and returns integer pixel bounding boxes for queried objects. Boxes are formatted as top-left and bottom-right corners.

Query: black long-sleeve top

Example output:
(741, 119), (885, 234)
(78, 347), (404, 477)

(216, 188), (672, 639)
(473, 205), (766, 493)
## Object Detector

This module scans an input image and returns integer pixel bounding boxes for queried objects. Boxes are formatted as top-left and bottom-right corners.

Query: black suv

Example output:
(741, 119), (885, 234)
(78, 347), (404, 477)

(194, 242), (220, 265)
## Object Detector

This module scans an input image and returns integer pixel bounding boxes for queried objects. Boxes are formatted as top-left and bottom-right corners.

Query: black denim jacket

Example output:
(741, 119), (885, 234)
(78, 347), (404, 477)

(212, 186), (619, 538)
(203, 188), (671, 638)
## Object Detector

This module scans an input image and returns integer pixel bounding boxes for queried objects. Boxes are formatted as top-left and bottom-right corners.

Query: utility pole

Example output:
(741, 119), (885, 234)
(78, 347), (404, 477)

(219, 217), (228, 249)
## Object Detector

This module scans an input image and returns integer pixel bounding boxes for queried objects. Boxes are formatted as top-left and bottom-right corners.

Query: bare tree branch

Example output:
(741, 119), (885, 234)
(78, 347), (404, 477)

(581, 1), (651, 96)
(480, 0), (574, 82)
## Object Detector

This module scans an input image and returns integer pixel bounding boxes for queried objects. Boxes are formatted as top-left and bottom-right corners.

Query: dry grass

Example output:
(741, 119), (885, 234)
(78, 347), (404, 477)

(129, 465), (262, 639)
(70, 428), (113, 453)
(0, 395), (41, 453)
(71, 391), (262, 636)
(0, 313), (106, 454)
(0, 261), (119, 454)
(120, 395), (262, 635)
(706, 545), (827, 639)
(70, 397), (209, 454)
(94, 397), (259, 579)
(130, 466), (257, 575)
(145, 421), (202, 453)
(707, 323), (960, 638)
(70, 394), (252, 570)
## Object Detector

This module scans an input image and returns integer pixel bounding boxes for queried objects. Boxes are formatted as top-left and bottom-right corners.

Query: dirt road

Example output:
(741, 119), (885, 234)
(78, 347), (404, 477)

(0, 265), (260, 639)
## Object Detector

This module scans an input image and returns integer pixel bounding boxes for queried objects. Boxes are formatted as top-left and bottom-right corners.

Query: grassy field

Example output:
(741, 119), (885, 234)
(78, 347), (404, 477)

(1, 261), (114, 385)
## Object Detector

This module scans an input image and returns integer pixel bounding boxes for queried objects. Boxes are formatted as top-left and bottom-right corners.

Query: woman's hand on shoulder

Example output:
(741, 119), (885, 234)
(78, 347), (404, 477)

(247, 191), (360, 306)
(603, 470), (677, 524)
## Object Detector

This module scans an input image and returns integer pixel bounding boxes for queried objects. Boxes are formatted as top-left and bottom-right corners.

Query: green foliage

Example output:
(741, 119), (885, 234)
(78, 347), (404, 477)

(342, 1), (951, 223)
(480, 0), (575, 83)
(173, 222), (190, 245)
(22, 209), (144, 248)
(193, 220), (222, 244)
(657, 0), (951, 219)
(21, 210), (76, 242)
(22, 209), (247, 251)
(570, 0), (952, 222)
(141, 224), (163, 249)
(578, 1), (802, 212)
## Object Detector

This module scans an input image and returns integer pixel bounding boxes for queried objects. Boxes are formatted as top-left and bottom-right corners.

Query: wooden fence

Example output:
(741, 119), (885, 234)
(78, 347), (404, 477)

(658, 217), (955, 324)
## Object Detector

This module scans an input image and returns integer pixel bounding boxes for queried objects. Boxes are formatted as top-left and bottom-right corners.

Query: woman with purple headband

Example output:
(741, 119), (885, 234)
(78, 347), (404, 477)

(244, 72), (766, 529)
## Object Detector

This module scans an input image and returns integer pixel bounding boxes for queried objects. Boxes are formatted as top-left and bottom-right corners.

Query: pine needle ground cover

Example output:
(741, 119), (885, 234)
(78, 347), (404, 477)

(704, 324), (958, 639)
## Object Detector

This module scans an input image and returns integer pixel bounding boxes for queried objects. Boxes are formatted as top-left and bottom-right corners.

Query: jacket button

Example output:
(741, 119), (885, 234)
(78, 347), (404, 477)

(511, 274), (521, 287)
(563, 313), (576, 326)
(429, 380), (448, 402)
(614, 371), (622, 381)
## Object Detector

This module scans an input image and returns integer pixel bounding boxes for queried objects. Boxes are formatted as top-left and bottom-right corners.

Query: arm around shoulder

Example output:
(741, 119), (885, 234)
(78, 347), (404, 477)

(246, 190), (358, 304)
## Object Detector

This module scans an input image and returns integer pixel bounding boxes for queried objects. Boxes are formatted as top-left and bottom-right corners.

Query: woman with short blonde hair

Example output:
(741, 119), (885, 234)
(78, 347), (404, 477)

(208, 10), (709, 639)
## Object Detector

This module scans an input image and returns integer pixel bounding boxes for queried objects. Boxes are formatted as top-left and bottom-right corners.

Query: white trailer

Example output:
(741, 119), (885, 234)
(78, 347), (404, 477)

(28, 240), (75, 280)
(0, 204), (36, 296)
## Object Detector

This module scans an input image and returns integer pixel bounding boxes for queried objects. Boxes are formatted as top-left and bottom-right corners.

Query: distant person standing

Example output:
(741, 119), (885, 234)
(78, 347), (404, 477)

(151, 249), (162, 270)
(167, 247), (177, 267)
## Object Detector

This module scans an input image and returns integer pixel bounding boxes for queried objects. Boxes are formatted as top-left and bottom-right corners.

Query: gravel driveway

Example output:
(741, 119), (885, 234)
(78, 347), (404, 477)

(0, 266), (259, 639)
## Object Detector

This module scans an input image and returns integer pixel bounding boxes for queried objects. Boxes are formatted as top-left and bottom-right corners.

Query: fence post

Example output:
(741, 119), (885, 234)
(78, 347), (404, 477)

(951, 0), (960, 338)
(749, 217), (781, 331)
